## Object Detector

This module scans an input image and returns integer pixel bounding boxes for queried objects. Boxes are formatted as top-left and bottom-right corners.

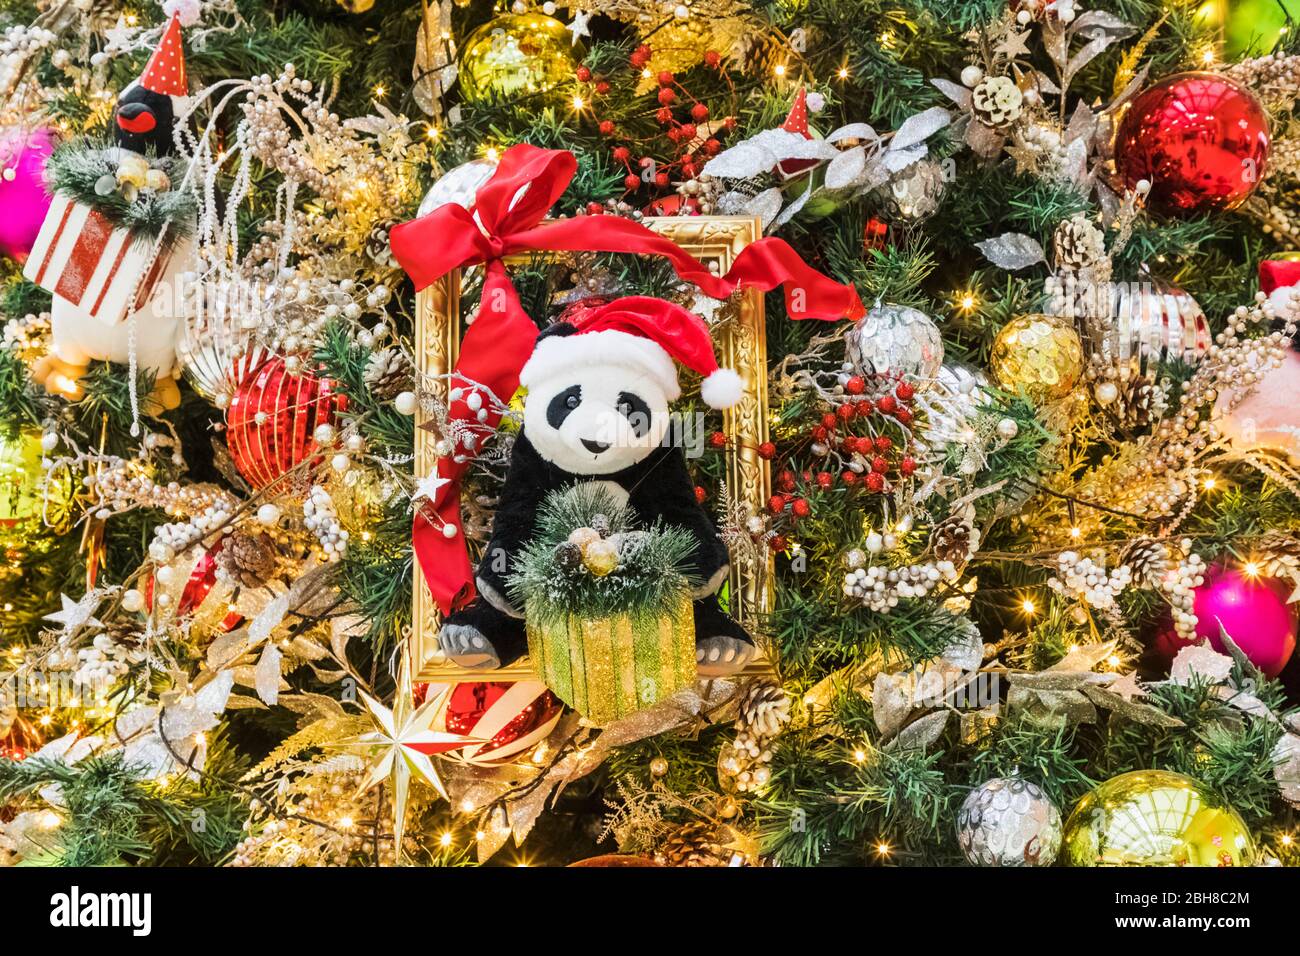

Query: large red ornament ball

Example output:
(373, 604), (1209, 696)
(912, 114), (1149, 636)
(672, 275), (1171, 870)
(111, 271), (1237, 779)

(1190, 565), (1297, 677)
(226, 357), (341, 488)
(1114, 72), (1270, 216)
(436, 681), (564, 766)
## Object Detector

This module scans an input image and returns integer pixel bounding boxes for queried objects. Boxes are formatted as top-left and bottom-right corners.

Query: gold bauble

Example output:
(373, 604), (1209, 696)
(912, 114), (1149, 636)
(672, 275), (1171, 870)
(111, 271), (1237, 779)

(1063, 770), (1256, 867)
(0, 428), (54, 525)
(581, 538), (619, 577)
(989, 313), (1083, 403)
(459, 14), (581, 103)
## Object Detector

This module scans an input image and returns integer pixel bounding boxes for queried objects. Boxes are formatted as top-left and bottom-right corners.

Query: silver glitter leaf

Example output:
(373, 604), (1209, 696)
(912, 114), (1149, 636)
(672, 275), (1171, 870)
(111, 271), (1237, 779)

(255, 642), (283, 706)
(703, 129), (837, 179)
(930, 78), (971, 110)
(976, 232), (1046, 271)
(1274, 734), (1300, 808)
(743, 187), (784, 228)
(885, 710), (950, 752)
(883, 141), (926, 173)
(892, 106), (951, 151)
(824, 146), (868, 191)
(939, 617), (985, 671)
(826, 123), (879, 145)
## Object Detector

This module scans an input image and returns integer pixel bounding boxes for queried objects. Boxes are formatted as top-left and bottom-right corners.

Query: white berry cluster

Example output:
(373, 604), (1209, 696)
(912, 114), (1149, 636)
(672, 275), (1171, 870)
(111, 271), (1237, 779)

(843, 560), (960, 612)
(0, 24), (56, 62)
(147, 501), (235, 563)
(74, 632), (141, 690)
(1048, 551), (1133, 613)
(303, 485), (347, 561)
(1158, 546), (1207, 641)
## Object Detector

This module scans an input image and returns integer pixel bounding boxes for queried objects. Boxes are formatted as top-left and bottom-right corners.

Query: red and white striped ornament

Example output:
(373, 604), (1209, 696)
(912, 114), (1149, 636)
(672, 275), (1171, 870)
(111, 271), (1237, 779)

(421, 680), (564, 766)
(226, 356), (342, 488)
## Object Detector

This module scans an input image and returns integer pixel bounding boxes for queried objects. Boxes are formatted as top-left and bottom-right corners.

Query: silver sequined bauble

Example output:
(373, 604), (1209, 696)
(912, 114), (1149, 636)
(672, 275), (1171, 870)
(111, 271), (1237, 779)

(417, 157), (498, 217)
(846, 303), (944, 381)
(878, 159), (947, 222)
(956, 777), (1062, 866)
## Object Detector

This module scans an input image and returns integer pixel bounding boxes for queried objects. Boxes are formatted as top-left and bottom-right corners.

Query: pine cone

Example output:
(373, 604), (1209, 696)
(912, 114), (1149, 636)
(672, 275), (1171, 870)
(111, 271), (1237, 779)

(970, 75), (1024, 129)
(365, 218), (398, 268)
(739, 31), (788, 80)
(363, 347), (411, 400)
(1122, 538), (1169, 587)
(1257, 531), (1300, 582)
(217, 532), (279, 588)
(656, 822), (732, 867)
(1053, 214), (1106, 274)
(929, 510), (977, 569)
(736, 680), (790, 739)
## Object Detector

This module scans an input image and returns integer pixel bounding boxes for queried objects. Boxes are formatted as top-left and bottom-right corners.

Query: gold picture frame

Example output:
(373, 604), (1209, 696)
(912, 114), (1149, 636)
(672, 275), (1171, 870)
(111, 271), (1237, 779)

(410, 215), (774, 681)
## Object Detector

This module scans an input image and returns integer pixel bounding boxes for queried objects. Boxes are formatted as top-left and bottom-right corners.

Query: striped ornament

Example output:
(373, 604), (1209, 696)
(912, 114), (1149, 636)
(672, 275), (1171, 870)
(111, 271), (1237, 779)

(225, 356), (341, 488)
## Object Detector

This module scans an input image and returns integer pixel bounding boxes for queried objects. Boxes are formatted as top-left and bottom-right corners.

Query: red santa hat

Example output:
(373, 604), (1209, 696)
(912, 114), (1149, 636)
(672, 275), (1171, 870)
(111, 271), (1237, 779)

(138, 12), (188, 98)
(783, 87), (812, 138)
(519, 296), (744, 409)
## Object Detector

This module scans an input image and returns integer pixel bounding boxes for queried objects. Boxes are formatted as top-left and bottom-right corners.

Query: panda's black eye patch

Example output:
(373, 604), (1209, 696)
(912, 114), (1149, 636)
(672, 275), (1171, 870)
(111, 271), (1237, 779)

(547, 385), (582, 429)
(617, 392), (652, 438)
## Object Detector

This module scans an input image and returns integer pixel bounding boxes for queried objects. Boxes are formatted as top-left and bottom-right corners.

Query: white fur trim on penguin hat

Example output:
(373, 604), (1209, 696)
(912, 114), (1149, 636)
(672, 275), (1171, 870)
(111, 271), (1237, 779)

(700, 367), (743, 409)
(520, 328), (682, 401)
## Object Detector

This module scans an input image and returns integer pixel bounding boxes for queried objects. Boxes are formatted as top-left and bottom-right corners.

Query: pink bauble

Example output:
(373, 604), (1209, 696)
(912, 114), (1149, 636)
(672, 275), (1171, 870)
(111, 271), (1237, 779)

(0, 126), (55, 263)
(1192, 565), (1297, 677)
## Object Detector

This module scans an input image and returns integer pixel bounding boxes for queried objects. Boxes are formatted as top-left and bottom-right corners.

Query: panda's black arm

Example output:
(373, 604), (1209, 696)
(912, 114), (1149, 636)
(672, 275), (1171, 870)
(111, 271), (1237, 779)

(474, 434), (557, 617)
(629, 446), (730, 596)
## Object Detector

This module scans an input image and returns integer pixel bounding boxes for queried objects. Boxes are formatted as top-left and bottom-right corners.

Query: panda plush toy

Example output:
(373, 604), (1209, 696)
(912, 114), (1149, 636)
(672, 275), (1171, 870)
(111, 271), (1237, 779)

(439, 296), (758, 678)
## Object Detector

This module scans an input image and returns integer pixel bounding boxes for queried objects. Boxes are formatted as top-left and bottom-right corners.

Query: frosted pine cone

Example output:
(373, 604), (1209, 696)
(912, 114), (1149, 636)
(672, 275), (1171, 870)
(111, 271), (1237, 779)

(971, 76), (1023, 129)
(1121, 538), (1169, 587)
(736, 680), (791, 739)
(929, 509), (978, 569)
(1053, 214), (1106, 274)
(365, 218), (398, 268)
(217, 532), (279, 588)
(363, 347), (412, 400)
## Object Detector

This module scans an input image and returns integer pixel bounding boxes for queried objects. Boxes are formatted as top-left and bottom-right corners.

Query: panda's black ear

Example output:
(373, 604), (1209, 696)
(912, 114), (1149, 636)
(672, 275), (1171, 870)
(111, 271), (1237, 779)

(536, 321), (578, 343)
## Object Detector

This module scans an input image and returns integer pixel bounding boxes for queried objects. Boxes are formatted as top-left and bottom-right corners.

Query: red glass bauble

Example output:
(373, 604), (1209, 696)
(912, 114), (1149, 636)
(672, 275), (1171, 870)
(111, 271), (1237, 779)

(226, 357), (340, 488)
(441, 681), (564, 765)
(1114, 72), (1270, 215)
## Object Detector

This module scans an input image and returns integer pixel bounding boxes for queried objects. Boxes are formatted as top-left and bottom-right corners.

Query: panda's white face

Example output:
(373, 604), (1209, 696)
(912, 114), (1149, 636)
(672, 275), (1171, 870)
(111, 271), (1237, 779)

(523, 366), (671, 475)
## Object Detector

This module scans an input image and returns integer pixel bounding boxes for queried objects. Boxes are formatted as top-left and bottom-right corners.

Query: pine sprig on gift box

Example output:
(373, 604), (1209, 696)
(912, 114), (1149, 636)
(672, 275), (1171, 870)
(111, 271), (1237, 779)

(43, 142), (196, 243)
(508, 484), (699, 624)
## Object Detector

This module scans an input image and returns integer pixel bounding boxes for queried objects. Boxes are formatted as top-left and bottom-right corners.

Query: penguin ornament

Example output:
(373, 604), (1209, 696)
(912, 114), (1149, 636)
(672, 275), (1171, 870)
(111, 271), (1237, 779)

(29, 12), (194, 411)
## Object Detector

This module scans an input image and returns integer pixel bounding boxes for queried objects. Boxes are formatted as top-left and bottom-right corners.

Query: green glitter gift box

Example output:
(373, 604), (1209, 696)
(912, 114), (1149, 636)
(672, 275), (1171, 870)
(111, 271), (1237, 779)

(509, 485), (699, 725)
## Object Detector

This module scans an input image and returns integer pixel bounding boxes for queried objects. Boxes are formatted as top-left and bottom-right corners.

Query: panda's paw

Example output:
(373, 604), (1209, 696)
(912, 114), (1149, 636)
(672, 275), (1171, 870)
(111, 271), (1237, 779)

(695, 634), (756, 678)
(438, 623), (503, 670)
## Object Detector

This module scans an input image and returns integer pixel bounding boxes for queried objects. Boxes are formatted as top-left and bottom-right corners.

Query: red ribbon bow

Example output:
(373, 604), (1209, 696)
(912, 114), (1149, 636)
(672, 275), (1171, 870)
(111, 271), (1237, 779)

(390, 143), (864, 615)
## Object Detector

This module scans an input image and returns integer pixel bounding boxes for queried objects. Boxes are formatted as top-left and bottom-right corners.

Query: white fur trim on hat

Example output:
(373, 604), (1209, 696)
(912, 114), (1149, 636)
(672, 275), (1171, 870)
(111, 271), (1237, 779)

(700, 368), (743, 409)
(520, 329), (681, 400)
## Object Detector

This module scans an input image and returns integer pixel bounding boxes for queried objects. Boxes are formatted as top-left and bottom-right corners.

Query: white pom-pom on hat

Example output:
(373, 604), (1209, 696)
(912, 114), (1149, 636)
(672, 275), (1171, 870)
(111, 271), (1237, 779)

(700, 368), (743, 409)
(162, 0), (202, 27)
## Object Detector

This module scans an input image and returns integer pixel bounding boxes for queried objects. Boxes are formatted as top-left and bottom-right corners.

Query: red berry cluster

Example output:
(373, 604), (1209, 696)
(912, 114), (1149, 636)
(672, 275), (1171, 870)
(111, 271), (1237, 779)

(797, 378), (919, 494)
(574, 44), (734, 205)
